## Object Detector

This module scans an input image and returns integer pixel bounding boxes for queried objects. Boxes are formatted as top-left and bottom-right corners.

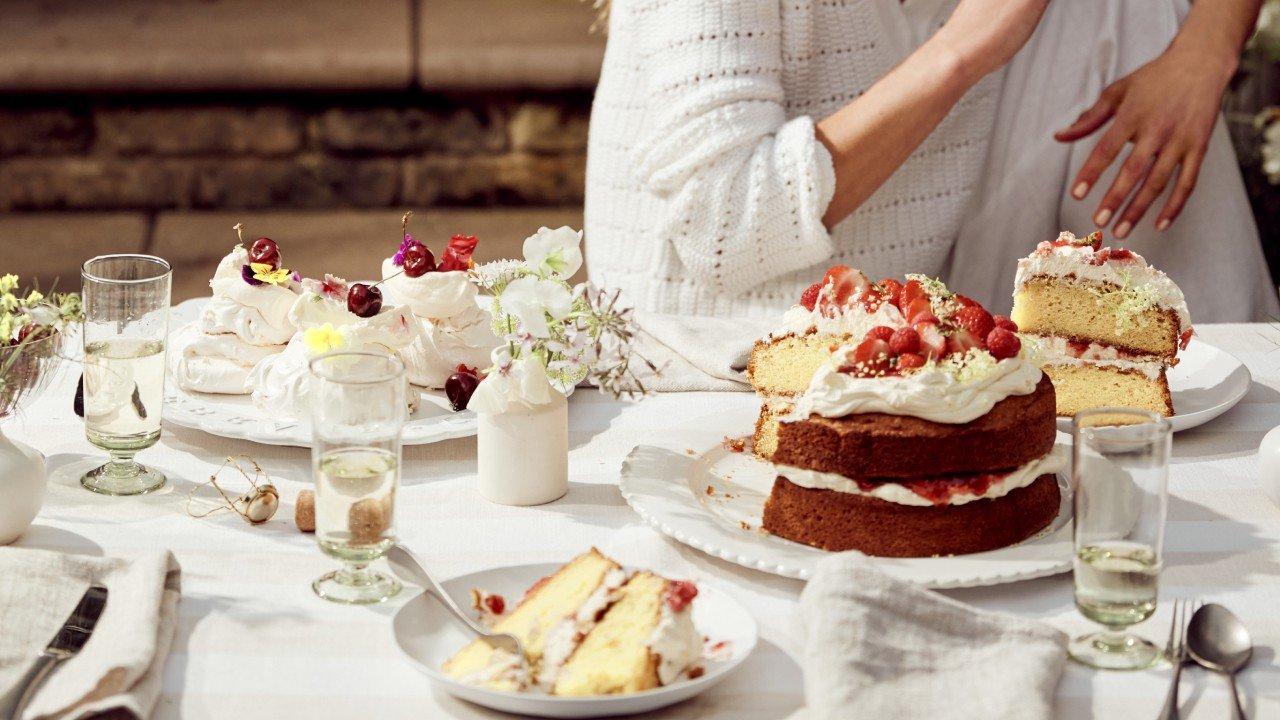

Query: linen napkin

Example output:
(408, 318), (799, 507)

(632, 312), (774, 392)
(790, 553), (1067, 720)
(0, 547), (181, 720)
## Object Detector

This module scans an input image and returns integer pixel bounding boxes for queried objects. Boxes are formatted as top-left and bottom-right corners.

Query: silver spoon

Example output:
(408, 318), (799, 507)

(386, 545), (525, 660)
(1187, 603), (1253, 720)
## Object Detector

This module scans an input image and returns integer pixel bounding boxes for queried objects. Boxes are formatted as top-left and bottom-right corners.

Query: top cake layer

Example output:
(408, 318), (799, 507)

(1011, 231), (1191, 356)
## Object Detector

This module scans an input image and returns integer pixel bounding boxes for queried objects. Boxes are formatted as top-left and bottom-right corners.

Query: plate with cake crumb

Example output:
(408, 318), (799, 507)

(391, 553), (756, 718)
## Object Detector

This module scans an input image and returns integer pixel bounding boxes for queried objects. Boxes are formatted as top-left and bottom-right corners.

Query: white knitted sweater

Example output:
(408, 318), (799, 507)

(584, 0), (999, 318)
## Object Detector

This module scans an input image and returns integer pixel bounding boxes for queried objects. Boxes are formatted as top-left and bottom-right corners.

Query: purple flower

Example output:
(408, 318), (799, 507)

(291, 270), (301, 282)
(392, 233), (420, 267)
(241, 265), (264, 286)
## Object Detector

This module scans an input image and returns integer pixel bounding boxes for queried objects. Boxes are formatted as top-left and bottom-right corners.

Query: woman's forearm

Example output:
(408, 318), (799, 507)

(1171, 0), (1260, 70)
(816, 39), (977, 227)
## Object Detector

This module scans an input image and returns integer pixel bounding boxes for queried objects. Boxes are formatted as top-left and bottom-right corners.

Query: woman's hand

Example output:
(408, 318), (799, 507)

(935, 0), (1051, 84)
(1055, 43), (1238, 238)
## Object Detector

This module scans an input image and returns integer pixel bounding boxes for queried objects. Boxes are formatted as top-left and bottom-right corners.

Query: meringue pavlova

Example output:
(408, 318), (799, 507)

(379, 223), (498, 389)
(171, 230), (299, 394)
(248, 275), (421, 420)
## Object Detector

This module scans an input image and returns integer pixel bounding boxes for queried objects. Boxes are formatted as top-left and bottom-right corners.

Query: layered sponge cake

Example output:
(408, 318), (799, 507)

(443, 549), (702, 695)
(1011, 231), (1191, 419)
(761, 281), (1064, 557)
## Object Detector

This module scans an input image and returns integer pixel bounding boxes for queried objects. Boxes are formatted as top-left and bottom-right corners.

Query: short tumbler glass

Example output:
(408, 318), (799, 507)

(309, 351), (406, 604)
(1070, 407), (1171, 670)
(80, 254), (172, 495)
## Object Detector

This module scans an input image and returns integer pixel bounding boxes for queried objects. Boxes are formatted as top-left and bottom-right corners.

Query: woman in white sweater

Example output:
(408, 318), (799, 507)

(585, 0), (1280, 322)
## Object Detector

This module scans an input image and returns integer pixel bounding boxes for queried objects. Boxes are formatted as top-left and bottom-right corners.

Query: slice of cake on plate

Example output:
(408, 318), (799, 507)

(1011, 231), (1191, 419)
(170, 233), (299, 394)
(747, 266), (907, 459)
(380, 231), (499, 389)
(762, 281), (1064, 557)
(443, 549), (703, 695)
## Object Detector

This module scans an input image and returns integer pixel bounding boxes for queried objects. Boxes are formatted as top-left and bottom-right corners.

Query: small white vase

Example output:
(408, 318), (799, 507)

(0, 426), (47, 545)
(476, 393), (568, 505)
(1258, 425), (1280, 509)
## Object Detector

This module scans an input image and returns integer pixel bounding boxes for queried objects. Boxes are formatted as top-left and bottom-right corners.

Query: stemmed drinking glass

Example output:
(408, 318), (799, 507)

(80, 254), (172, 495)
(1070, 407), (1171, 670)
(309, 351), (406, 604)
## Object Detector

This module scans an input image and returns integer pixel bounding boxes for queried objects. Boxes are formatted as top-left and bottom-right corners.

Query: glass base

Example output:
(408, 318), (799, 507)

(80, 460), (166, 496)
(1069, 631), (1160, 670)
(312, 565), (401, 605)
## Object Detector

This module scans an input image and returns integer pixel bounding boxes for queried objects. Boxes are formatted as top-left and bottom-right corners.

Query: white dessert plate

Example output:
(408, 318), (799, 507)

(620, 422), (1074, 588)
(391, 562), (756, 718)
(1052, 338), (1251, 433)
(162, 298), (478, 447)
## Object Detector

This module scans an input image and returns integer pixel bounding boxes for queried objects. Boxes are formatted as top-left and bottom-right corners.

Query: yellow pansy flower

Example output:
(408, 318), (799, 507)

(250, 262), (293, 286)
(302, 323), (350, 355)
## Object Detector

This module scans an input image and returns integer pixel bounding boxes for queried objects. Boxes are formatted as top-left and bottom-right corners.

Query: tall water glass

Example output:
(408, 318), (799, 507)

(309, 351), (406, 604)
(80, 254), (172, 495)
(1070, 407), (1170, 670)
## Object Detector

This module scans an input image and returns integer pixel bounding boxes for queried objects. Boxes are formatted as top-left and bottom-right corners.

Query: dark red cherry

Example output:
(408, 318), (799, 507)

(402, 243), (436, 278)
(445, 371), (480, 411)
(249, 237), (281, 269)
(347, 283), (382, 318)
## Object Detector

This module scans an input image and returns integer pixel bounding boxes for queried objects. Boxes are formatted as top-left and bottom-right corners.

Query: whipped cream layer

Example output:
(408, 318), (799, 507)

(533, 567), (627, 691)
(794, 354), (1042, 424)
(1013, 233), (1190, 332)
(203, 246), (298, 345)
(380, 259), (480, 319)
(773, 297), (905, 339)
(288, 291), (419, 351)
(777, 448), (1065, 507)
(399, 306), (498, 388)
(1032, 334), (1165, 380)
(648, 598), (702, 685)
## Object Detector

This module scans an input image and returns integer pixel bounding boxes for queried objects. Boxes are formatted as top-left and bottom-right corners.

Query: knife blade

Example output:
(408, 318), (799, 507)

(0, 584), (108, 720)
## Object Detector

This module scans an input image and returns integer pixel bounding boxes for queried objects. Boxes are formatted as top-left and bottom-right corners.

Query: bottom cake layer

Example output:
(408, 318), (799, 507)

(1042, 362), (1172, 419)
(761, 473), (1062, 557)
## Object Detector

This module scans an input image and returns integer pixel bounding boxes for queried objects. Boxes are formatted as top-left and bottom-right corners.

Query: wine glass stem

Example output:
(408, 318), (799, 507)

(338, 562), (374, 587)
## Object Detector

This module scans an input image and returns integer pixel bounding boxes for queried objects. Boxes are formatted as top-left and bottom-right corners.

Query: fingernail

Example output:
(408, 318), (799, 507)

(1156, 218), (1171, 231)
(1115, 220), (1132, 238)
(1072, 182), (1089, 199)
(1094, 208), (1112, 226)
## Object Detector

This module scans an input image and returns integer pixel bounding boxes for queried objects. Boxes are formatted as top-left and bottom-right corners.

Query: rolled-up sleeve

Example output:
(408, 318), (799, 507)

(631, 0), (836, 296)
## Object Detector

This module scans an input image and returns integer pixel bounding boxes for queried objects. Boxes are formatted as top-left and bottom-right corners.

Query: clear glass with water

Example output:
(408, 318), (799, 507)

(309, 351), (406, 604)
(80, 255), (171, 495)
(1070, 407), (1170, 670)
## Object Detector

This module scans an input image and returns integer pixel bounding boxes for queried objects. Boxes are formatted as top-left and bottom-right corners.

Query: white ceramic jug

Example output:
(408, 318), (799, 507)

(476, 392), (568, 506)
(0, 426), (46, 544)
(1258, 425), (1280, 509)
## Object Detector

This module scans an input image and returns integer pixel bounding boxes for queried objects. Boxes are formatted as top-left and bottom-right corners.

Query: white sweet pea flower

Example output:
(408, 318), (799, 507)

(469, 353), (555, 414)
(499, 276), (573, 338)
(522, 226), (583, 279)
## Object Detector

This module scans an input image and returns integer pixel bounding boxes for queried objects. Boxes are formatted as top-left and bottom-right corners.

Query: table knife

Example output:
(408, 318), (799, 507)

(0, 584), (108, 720)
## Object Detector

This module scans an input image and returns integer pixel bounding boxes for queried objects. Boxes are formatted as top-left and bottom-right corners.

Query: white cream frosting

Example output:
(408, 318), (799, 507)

(169, 322), (283, 394)
(202, 246), (298, 345)
(776, 448), (1065, 507)
(287, 291), (420, 350)
(774, 296), (906, 339)
(399, 306), (499, 388)
(1032, 334), (1165, 380)
(533, 567), (627, 692)
(1013, 233), (1190, 332)
(380, 259), (479, 319)
(794, 352), (1043, 424)
(647, 599), (702, 686)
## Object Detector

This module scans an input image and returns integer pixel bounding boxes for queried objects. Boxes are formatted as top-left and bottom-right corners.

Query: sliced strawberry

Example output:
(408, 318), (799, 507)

(844, 338), (893, 377)
(953, 294), (980, 309)
(799, 282), (823, 311)
(917, 323), (947, 359)
(822, 265), (868, 306)
(946, 329), (983, 356)
(878, 278), (903, 307)
(857, 287), (887, 313)
(992, 315), (1018, 332)
(866, 325), (896, 342)
(888, 327), (920, 355)
(953, 305), (994, 339)
(898, 279), (925, 310)
(904, 297), (934, 325)
(852, 338), (891, 364)
(986, 327), (1021, 359)
(896, 352), (926, 370)
(1179, 327), (1193, 350)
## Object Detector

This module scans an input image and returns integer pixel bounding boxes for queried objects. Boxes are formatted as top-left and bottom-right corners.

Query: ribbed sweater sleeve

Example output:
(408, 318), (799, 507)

(630, 0), (837, 296)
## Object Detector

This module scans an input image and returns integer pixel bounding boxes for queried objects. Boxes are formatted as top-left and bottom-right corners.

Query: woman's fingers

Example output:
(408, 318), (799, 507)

(1054, 90), (1120, 143)
(1115, 150), (1180, 238)
(1093, 136), (1160, 228)
(1156, 146), (1206, 231)
(1070, 122), (1132, 203)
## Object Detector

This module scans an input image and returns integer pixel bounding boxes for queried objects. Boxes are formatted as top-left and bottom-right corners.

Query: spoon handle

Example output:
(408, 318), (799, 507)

(387, 546), (487, 637)
(1227, 674), (1247, 720)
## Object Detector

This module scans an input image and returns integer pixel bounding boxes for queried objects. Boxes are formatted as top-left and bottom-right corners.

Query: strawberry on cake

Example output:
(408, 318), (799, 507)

(379, 226), (499, 390)
(761, 279), (1063, 557)
(1011, 231), (1191, 419)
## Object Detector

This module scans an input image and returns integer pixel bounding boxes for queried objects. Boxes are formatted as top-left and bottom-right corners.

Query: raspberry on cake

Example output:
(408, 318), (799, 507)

(760, 280), (1063, 558)
(1010, 231), (1191, 419)
(443, 549), (703, 696)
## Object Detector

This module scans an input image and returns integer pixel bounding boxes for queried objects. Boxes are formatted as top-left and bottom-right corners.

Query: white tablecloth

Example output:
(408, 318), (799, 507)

(8, 323), (1280, 719)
